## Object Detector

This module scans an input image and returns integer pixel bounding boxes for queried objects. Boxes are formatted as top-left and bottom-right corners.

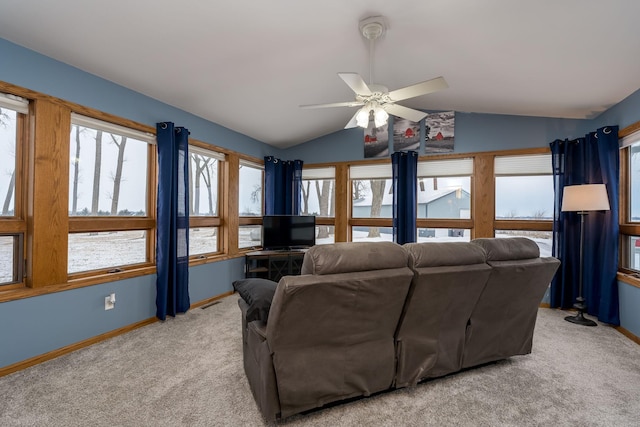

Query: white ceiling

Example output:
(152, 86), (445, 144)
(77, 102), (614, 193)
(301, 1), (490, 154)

(1, 1), (639, 148)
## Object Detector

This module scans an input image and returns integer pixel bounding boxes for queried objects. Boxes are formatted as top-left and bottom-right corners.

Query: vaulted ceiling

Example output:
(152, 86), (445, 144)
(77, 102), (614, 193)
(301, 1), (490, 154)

(1, 1), (639, 148)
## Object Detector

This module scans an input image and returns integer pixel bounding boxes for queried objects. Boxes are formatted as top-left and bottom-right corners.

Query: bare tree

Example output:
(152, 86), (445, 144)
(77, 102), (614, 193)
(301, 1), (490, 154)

(109, 134), (127, 215)
(91, 130), (103, 215)
(250, 185), (261, 207)
(352, 180), (367, 200)
(1, 108), (15, 215)
(70, 125), (82, 214)
(191, 154), (203, 215)
(2, 171), (14, 215)
(200, 157), (215, 215)
(315, 180), (332, 239)
(533, 209), (547, 219)
(368, 179), (386, 238)
(301, 181), (311, 214)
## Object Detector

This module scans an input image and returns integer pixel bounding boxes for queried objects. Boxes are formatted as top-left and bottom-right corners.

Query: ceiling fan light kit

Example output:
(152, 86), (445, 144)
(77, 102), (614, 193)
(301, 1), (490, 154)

(300, 15), (448, 130)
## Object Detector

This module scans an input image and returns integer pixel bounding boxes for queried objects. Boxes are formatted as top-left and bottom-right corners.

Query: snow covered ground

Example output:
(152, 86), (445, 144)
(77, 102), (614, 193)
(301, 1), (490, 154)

(0, 229), (552, 284)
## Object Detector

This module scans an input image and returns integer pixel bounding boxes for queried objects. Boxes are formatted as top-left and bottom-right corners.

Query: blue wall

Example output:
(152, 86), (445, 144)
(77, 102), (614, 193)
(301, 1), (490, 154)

(284, 112), (589, 163)
(0, 38), (266, 369)
(1, 37), (639, 370)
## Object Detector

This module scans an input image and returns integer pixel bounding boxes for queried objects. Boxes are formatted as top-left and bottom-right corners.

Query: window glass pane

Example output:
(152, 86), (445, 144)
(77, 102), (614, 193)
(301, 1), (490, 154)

(190, 153), (219, 216)
(315, 225), (335, 245)
(239, 164), (263, 216)
(239, 225), (261, 249)
(189, 227), (218, 255)
(351, 226), (393, 242)
(301, 179), (335, 217)
(495, 176), (553, 219)
(0, 235), (17, 284)
(630, 143), (640, 221)
(417, 177), (471, 219)
(68, 124), (148, 216)
(0, 108), (17, 217)
(621, 235), (640, 271)
(495, 230), (552, 257)
(68, 231), (147, 273)
(417, 228), (470, 242)
(352, 179), (392, 218)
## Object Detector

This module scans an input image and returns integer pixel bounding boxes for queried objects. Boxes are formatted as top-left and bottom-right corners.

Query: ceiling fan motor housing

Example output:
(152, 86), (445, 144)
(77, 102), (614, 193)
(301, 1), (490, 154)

(359, 16), (385, 40)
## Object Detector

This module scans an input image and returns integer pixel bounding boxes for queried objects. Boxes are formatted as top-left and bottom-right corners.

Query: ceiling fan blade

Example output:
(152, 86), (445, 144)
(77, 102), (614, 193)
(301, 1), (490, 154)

(338, 72), (372, 96)
(388, 76), (448, 102)
(344, 110), (360, 129)
(300, 101), (364, 109)
(384, 103), (428, 123)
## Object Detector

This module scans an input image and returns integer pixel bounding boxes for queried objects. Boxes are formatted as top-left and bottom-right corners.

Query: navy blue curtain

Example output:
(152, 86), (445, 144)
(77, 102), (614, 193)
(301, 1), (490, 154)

(550, 126), (619, 325)
(264, 157), (303, 215)
(392, 151), (418, 244)
(156, 122), (190, 321)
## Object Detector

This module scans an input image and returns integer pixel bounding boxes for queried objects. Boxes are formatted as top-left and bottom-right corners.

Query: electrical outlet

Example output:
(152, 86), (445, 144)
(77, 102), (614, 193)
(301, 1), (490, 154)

(104, 293), (116, 310)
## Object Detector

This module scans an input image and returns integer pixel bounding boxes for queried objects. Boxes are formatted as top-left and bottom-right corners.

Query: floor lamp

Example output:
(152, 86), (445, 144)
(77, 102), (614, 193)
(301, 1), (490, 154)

(561, 184), (610, 327)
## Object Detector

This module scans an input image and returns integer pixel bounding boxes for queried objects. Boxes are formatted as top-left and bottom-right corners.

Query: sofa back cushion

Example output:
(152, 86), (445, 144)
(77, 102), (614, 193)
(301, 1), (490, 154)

(267, 241), (413, 418)
(404, 241), (487, 268)
(395, 242), (491, 386)
(462, 238), (560, 368)
(471, 237), (539, 261)
(301, 241), (408, 275)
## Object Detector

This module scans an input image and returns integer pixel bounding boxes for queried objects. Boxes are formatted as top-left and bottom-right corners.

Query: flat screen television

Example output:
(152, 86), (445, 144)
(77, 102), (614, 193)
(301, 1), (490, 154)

(262, 215), (316, 250)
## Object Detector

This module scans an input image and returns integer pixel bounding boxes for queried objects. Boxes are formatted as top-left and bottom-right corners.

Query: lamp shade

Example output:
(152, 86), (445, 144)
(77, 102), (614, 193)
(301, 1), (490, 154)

(561, 184), (610, 212)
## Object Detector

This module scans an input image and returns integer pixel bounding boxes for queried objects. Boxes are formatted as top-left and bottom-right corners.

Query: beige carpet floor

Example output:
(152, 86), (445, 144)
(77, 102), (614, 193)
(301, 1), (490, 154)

(1, 295), (639, 426)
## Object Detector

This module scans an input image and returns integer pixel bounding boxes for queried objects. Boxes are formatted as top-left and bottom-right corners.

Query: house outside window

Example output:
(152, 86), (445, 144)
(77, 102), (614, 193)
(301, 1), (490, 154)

(350, 163), (393, 242)
(417, 158), (473, 242)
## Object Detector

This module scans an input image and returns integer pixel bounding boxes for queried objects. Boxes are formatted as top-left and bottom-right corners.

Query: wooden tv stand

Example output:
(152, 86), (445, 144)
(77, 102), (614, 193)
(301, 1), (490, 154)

(244, 249), (308, 282)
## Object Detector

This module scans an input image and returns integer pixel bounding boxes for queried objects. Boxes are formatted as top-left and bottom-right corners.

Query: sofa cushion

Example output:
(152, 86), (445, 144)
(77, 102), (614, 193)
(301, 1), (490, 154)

(471, 237), (539, 261)
(300, 241), (408, 275)
(403, 242), (486, 268)
(233, 278), (278, 322)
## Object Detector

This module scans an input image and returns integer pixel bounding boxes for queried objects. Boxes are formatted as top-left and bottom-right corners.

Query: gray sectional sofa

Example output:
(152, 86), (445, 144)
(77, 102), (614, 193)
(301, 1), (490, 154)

(236, 238), (560, 421)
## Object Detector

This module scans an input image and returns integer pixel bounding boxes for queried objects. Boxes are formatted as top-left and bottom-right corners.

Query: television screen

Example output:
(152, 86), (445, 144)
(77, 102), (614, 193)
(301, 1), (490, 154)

(262, 215), (316, 250)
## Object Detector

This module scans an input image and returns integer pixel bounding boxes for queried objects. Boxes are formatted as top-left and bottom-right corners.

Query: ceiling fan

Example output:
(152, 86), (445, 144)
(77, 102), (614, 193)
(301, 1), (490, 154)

(300, 16), (448, 129)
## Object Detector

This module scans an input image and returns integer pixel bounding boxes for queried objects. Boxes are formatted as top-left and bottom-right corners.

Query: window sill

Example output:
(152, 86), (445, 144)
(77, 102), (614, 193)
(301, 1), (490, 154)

(0, 265), (157, 303)
(617, 271), (640, 289)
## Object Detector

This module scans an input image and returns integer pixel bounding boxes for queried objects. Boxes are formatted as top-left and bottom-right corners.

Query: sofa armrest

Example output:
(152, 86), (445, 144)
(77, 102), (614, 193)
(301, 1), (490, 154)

(248, 320), (268, 340)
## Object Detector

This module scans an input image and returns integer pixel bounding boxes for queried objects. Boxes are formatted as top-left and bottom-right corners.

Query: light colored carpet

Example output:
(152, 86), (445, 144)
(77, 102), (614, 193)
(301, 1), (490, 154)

(1, 295), (639, 426)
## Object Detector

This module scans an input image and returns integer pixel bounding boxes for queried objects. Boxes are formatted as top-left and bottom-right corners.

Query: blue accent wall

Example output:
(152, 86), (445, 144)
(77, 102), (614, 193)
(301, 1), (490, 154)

(0, 38), (283, 160)
(0, 38), (259, 369)
(618, 282), (640, 337)
(1, 36), (639, 370)
(283, 111), (589, 163)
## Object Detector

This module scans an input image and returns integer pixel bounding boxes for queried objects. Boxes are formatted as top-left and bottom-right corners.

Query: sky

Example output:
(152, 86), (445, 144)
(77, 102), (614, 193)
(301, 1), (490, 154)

(0, 107), (633, 219)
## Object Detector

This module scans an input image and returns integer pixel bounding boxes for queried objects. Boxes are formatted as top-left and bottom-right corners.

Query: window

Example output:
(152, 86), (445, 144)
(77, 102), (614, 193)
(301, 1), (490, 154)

(0, 93), (28, 287)
(415, 158), (473, 241)
(238, 160), (263, 249)
(302, 166), (335, 245)
(620, 131), (640, 271)
(494, 154), (553, 255)
(68, 114), (155, 275)
(189, 145), (223, 257)
(495, 154), (553, 220)
(350, 163), (393, 242)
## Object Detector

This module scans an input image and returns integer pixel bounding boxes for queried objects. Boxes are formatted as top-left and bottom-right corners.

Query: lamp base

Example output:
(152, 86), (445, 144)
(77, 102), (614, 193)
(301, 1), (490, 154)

(564, 311), (597, 327)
